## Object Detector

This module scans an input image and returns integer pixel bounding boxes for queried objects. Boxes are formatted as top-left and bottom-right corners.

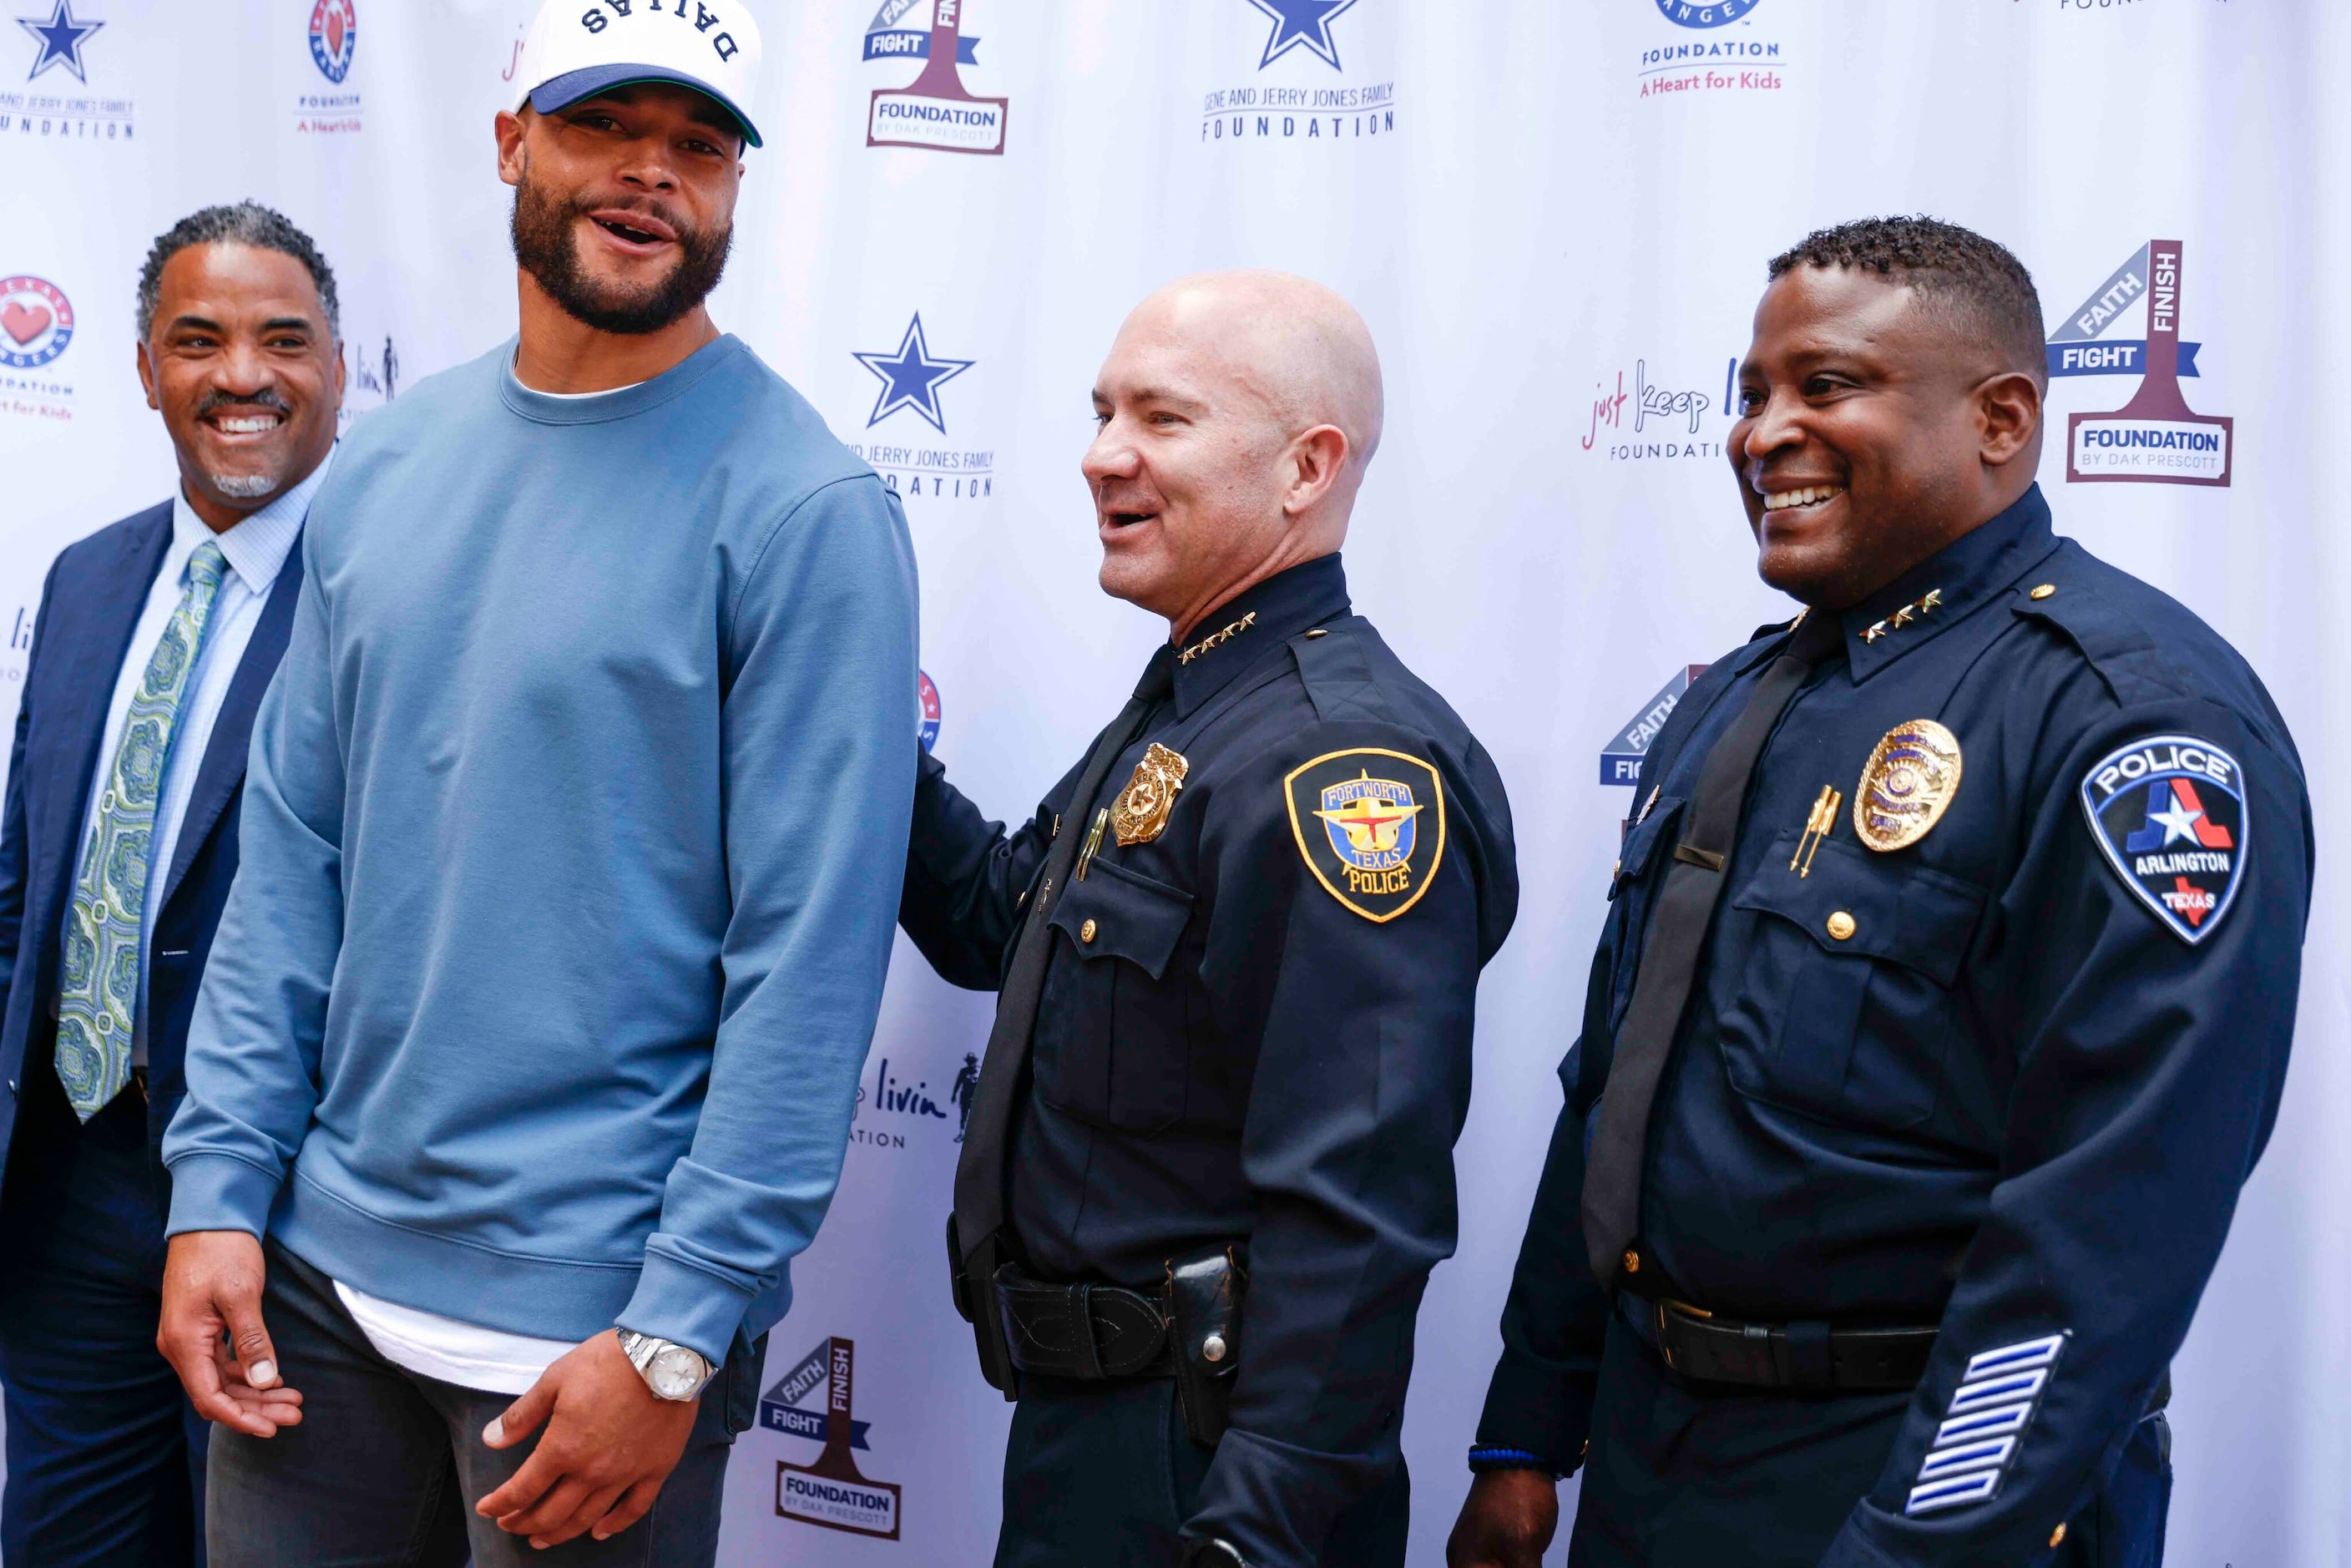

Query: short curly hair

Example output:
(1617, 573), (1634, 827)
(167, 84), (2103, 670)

(136, 201), (340, 341)
(1768, 215), (2044, 382)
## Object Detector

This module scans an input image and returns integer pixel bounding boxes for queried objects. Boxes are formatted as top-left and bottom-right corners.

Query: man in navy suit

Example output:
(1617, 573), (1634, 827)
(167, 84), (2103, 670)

(0, 202), (343, 1565)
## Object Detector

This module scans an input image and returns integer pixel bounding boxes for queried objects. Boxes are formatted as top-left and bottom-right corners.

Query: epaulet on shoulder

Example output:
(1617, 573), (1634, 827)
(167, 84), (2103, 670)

(2007, 576), (2186, 708)
(1290, 620), (1400, 727)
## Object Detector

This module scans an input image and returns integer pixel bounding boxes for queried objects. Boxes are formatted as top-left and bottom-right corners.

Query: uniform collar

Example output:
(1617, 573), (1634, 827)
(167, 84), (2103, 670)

(1169, 552), (1352, 719)
(168, 447), (331, 596)
(1836, 483), (2062, 684)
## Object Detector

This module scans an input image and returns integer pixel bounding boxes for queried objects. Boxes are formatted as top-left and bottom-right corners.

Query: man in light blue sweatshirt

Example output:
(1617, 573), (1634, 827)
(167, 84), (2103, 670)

(154, 4), (918, 1563)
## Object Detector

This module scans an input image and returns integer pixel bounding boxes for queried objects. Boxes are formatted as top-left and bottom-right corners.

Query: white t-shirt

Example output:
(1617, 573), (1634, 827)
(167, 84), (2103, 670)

(325, 367), (648, 1398)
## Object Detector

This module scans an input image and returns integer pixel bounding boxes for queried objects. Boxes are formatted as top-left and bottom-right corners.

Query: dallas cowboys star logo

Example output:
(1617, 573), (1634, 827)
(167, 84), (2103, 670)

(1246, 0), (1358, 71)
(853, 313), (973, 434)
(18, 0), (101, 83)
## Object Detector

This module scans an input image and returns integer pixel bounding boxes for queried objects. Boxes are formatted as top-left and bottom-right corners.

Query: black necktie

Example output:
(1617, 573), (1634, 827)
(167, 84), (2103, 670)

(952, 646), (1178, 1267)
(1580, 610), (1845, 1287)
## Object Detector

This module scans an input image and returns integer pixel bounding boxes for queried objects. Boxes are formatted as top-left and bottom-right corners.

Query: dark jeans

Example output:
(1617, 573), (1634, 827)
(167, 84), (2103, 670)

(205, 1242), (756, 1568)
(0, 1075), (207, 1568)
(995, 1374), (1408, 1568)
(1569, 1312), (2171, 1567)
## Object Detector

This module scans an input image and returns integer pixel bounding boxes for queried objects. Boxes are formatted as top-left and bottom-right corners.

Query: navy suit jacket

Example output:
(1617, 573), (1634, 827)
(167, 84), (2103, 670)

(0, 499), (304, 1196)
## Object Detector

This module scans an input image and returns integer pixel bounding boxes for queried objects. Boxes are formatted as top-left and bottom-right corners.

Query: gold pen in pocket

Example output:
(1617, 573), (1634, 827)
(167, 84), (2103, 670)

(1074, 807), (1110, 880)
(1791, 785), (1840, 878)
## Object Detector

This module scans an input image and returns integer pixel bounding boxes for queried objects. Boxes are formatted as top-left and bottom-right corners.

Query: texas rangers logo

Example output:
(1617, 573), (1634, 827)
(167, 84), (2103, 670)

(917, 669), (942, 751)
(867, 0), (1006, 154)
(308, 0), (355, 83)
(1655, 0), (1764, 25)
(1285, 747), (1444, 922)
(0, 276), (73, 369)
(2080, 735), (2247, 944)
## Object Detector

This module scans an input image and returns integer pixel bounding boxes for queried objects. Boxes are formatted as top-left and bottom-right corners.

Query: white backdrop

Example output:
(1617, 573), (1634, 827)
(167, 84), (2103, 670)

(4, 2), (2347, 1563)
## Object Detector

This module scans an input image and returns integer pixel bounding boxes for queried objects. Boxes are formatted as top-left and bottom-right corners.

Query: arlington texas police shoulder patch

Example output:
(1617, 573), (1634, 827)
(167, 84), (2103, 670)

(1284, 747), (1446, 923)
(2079, 734), (2247, 945)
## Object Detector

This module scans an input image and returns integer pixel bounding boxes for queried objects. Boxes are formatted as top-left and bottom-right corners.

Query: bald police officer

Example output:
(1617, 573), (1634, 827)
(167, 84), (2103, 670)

(1449, 217), (2310, 1567)
(901, 271), (1518, 1568)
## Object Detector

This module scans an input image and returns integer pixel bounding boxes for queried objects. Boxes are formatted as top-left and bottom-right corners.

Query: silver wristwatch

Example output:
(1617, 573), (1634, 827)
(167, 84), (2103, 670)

(616, 1329), (716, 1401)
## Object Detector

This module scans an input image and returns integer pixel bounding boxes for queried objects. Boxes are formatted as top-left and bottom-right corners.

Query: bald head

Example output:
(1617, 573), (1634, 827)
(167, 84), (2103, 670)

(1084, 270), (1385, 641)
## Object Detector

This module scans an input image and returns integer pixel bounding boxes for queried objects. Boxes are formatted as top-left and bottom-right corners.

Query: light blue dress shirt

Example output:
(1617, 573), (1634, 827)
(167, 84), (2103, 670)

(65, 454), (329, 1064)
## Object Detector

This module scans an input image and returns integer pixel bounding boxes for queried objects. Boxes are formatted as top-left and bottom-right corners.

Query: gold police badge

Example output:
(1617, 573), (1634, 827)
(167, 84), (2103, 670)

(1853, 720), (1964, 852)
(1111, 742), (1189, 846)
(1283, 747), (1447, 922)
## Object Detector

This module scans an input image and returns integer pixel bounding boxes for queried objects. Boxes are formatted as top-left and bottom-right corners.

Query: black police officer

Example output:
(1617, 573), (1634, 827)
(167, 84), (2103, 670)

(899, 271), (1517, 1568)
(1448, 219), (2310, 1567)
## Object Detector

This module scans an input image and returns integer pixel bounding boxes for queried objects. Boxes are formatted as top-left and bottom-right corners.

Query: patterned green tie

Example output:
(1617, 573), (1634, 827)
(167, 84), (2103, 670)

(56, 539), (229, 1120)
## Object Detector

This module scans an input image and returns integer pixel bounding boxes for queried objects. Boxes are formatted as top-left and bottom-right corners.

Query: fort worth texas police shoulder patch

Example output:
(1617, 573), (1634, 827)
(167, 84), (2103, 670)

(2078, 734), (2247, 945)
(1284, 747), (1446, 923)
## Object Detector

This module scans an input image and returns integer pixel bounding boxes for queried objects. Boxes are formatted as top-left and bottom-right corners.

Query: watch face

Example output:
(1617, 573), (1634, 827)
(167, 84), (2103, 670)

(648, 1346), (705, 1400)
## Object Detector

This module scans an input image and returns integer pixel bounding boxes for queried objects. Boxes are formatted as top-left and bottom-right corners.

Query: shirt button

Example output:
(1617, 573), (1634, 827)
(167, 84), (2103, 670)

(1621, 1248), (1641, 1275)
(1079, 919), (1098, 943)
(1826, 911), (1857, 941)
(2049, 1524), (2067, 1548)
(2030, 584), (2057, 600)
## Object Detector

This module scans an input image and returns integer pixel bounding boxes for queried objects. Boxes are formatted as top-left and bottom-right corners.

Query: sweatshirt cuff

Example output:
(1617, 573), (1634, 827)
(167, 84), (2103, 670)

(615, 1247), (757, 1368)
(164, 1151), (285, 1239)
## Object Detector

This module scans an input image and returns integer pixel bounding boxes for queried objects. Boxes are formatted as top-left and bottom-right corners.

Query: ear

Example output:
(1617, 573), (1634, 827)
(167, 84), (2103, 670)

(1974, 369), (2042, 470)
(1281, 424), (1352, 520)
(495, 109), (528, 188)
(331, 336), (347, 411)
(135, 338), (159, 412)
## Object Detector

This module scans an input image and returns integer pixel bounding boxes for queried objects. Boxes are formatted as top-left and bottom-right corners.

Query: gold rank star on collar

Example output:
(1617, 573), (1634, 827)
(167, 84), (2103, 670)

(1178, 609), (1256, 665)
(1863, 587), (1944, 645)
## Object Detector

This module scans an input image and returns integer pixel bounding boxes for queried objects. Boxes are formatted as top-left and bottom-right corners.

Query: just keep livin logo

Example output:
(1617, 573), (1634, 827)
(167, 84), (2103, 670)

(2080, 735), (2247, 944)
(1285, 747), (1444, 921)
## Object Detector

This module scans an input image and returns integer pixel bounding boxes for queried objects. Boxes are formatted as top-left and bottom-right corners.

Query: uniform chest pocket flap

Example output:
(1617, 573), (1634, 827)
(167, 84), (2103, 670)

(1610, 797), (1687, 901)
(1719, 834), (1986, 1130)
(1037, 857), (1200, 1132)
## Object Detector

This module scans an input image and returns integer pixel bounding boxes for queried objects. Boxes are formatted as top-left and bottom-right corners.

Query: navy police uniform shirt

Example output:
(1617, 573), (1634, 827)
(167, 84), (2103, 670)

(1474, 487), (2311, 1564)
(901, 554), (1518, 1566)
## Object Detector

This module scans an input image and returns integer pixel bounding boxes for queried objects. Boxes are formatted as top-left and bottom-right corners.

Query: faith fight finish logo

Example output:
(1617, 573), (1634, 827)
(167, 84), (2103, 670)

(1285, 747), (1444, 921)
(1201, 0), (1394, 147)
(1600, 665), (1706, 787)
(8, 0), (133, 140)
(2053, 240), (2232, 487)
(765, 1336), (902, 1538)
(2080, 735), (2246, 944)
(865, 0), (1005, 154)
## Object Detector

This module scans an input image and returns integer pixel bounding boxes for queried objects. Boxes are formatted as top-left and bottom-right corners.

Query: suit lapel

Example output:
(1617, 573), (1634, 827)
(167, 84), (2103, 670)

(159, 533), (304, 908)
(32, 504), (173, 904)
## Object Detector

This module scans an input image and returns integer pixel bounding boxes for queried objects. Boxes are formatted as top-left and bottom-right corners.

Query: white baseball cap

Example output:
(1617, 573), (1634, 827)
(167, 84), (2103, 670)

(510, 0), (765, 149)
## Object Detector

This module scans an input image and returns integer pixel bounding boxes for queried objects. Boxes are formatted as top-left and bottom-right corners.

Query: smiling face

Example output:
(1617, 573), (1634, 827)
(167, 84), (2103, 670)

(1728, 265), (2043, 608)
(497, 83), (741, 336)
(1083, 275), (1377, 640)
(136, 242), (342, 529)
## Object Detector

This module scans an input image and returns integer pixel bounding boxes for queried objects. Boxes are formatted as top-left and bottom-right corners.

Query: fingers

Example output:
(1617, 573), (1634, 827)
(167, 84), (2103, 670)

(219, 1378), (306, 1432)
(528, 1481), (627, 1550)
(221, 1287), (281, 1393)
(476, 1443), (562, 1523)
(483, 1370), (559, 1451)
(159, 1299), (251, 1434)
(500, 1475), (595, 1546)
(591, 1476), (665, 1543)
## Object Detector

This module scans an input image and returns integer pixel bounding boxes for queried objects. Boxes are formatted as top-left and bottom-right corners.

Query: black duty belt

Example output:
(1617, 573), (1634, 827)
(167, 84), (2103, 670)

(996, 1270), (1181, 1380)
(1616, 1292), (1938, 1393)
(987, 1244), (1248, 1447)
